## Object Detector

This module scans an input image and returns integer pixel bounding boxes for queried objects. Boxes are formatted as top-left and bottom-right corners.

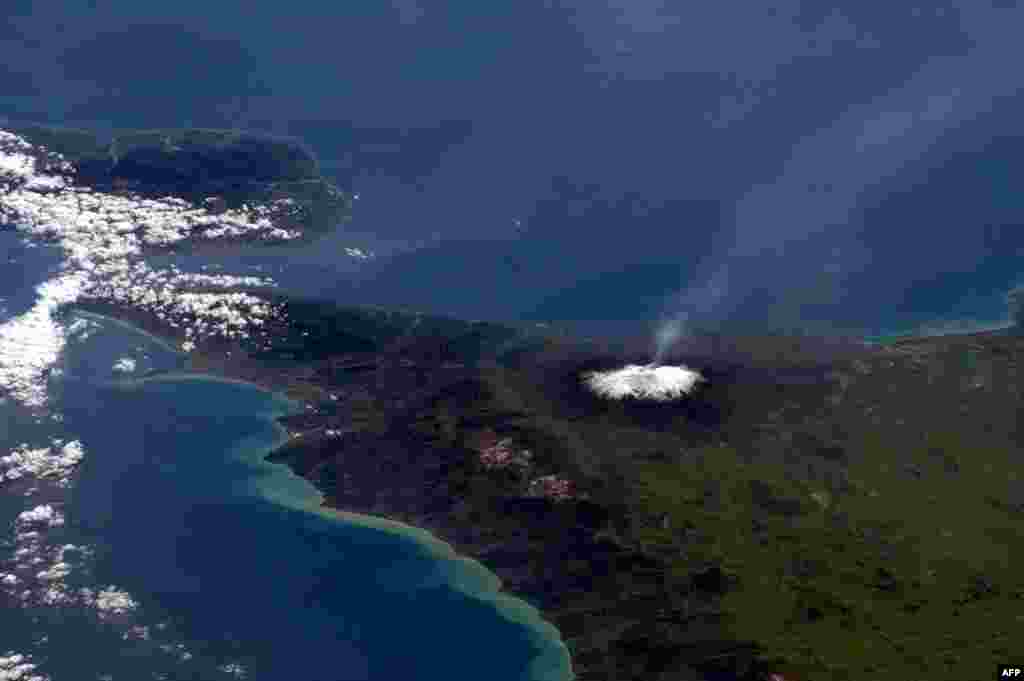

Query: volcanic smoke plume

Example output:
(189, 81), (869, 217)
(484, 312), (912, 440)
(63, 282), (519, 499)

(582, 363), (704, 402)
(653, 5), (1024, 354)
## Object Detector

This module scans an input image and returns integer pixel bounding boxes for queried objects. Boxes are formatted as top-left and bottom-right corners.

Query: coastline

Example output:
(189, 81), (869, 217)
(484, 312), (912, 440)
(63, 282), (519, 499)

(80, 306), (576, 681)
(74, 295), (1024, 681)
(6, 113), (1024, 681)
(65, 296), (739, 680)
(63, 298), (841, 681)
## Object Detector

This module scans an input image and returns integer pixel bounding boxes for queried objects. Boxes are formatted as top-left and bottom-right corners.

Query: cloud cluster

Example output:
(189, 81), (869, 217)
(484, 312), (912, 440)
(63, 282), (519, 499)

(0, 652), (48, 681)
(0, 129), (308, 406)
(0, 131), (304, 255)
(0, 272), (88, 407)
(0, 499), (245, 675)
(1, 500), (143, 621)
(1, 440), (83, 486)
(0, 128), (303, 681)
(582, 363), (704, 401)
(90, 587), (139, 618)
(16, 504), (64, 528)
(111, 357), (136, 373)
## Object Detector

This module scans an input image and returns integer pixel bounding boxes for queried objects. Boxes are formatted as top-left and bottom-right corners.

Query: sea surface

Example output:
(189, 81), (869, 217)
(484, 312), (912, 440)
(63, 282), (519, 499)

(0, 235), (571, 680)
(1, 115), (1016, 680)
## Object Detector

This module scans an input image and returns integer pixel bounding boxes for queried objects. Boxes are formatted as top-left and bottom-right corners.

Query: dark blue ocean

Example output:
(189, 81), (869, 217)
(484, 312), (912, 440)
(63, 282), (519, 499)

(0, 234), (570, 681)
(4, 5), (1024, 676)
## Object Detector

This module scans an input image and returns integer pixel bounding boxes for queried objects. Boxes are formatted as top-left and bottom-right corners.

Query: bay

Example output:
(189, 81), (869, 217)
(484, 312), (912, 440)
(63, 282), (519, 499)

(1, 296), (571, 680)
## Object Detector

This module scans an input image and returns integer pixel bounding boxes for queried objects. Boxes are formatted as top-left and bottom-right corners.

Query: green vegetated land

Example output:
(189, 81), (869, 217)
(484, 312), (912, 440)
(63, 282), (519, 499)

(27, 120), (1024, 677)
(70, 286), (1023, 681)
(633, 434), (1021, 681)
(8, 124), (350, 242)
(489, 332), (1024, 681)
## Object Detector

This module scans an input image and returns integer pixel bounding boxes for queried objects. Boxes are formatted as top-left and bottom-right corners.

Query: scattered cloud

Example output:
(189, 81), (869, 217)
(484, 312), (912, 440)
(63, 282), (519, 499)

(1, 440), (84, 485)
(0, 651), (48, 681)
(16, 505), (64, 528)
(111, 357), (136, 373)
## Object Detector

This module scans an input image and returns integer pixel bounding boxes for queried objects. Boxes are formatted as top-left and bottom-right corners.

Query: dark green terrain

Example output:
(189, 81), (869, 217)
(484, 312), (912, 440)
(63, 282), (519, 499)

(25, 123), (1020, 681)
(8, 123), (350, 249)
(75, 293), (1024, 681)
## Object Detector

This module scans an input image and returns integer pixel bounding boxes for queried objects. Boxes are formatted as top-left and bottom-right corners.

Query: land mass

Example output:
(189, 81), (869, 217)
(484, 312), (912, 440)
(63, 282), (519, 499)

(9, 123), (1023, 681)
(4, 123), (350, 253)
(68, 294), (1024, 681)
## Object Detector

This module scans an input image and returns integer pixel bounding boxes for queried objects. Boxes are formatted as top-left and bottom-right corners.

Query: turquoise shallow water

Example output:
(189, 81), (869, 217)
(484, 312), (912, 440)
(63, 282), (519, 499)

(2, 238), (1012, 680)
(0, 304), (572, 681)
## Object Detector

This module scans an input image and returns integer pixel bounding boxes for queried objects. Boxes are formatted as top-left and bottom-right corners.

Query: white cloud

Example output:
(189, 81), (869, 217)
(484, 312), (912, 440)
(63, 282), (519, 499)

(111, 357), (136, 373)
(91, 585), (139, 614)
(0, 129), (313, 392)
(0, 651), (48, 681)
(0, 129), (314, 679)
(35, 562), (71, 582)
(217, 663), (248, 679)
(1, 440), (84, 485)
(16, 505), (64, 528)
(0, 272), (88, 408)
(344, 247), (373, 259)
(583, 363), (704, 401)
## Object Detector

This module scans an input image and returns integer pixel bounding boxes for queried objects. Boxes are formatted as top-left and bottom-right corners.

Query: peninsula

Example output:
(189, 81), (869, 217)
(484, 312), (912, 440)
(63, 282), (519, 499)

(4, 124), (1022, 681)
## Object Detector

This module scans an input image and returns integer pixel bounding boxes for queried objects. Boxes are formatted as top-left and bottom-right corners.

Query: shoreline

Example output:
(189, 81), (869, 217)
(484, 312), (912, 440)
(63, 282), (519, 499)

(72, 297), (1024, 681)
(7, 119), (1023, 681)
(65, 298), (757, 679)
(79, 307), (576, 681)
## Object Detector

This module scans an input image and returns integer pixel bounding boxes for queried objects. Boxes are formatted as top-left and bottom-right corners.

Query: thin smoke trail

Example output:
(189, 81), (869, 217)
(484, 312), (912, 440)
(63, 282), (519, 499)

(653, 264), (728, 363)
(653, 13), (1024, 357)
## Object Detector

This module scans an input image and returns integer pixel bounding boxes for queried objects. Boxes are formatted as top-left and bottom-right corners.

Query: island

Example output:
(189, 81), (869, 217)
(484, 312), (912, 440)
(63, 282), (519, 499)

(5, 123), (1023, 681)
